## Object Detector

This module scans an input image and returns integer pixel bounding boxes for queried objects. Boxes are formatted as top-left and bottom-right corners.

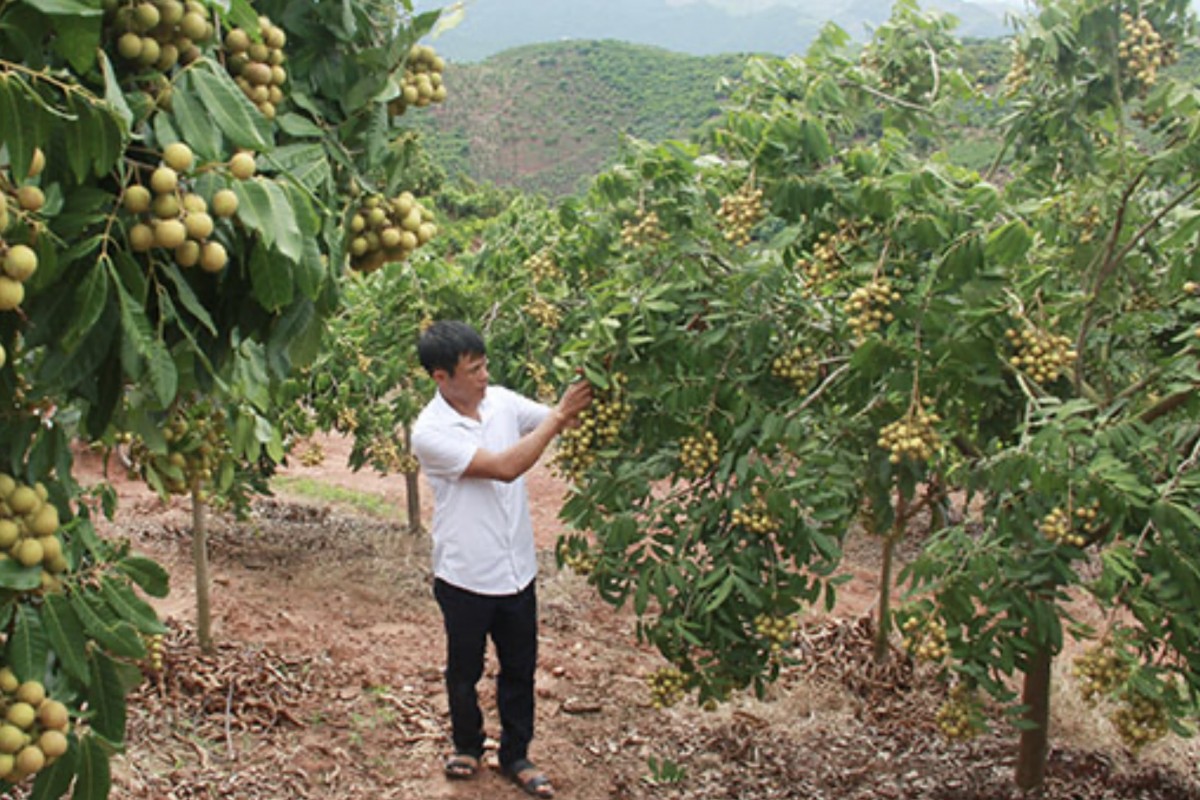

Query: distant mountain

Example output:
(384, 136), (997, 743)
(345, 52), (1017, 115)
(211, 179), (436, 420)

(421, 0), (1021, 63)
(409, 41), (753, 198)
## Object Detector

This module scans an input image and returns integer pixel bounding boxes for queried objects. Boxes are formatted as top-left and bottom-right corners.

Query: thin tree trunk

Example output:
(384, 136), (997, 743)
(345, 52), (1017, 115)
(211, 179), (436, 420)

(873, 492), (905, 664)
(1015, 640), (1053, 790)
(405, 425), (422, 535)
(192, 477), (214, 654)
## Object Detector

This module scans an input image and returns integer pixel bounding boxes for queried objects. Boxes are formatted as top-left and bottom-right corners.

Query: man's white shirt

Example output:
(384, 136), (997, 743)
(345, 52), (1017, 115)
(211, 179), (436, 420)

(412, 386), (551, 596)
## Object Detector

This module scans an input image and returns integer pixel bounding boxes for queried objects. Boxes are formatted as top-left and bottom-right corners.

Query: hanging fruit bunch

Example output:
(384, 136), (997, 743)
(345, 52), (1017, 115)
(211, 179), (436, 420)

(126, 399), (227, 498)
(388, 44), (447, 116)
(1118, 11), (1174, 93)
(107, 0), (215, 72)
(877, 399), (941, 466)
(753, 613), (796, 654)
(346, 191), (437, 273)
(844, 276), (900, 340)
(1004, 320), (1076, 384)
(771, 344), (818, 392)
(224, 15), (288, 119)
(0, 669), (73, 785)
(678, 430), (719, 478)
(620, 208), (669, 249)
(796, 219), (857, 294)
(553, 372), (630, 483)
(646, 665), (689, 709)
(524, 249), (562, 285)
(123, 143), (244, 273)
(0, 473), (69, 593)
(716, 182), (765, 246)
(0, 147), (48, 363)
(935, 684), (982, 742)
(730, 485), (778, 536)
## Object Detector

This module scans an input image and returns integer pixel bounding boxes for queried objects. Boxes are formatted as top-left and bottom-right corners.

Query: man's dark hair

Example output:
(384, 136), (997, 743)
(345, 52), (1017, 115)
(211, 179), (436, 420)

(418, 320), (487, 376)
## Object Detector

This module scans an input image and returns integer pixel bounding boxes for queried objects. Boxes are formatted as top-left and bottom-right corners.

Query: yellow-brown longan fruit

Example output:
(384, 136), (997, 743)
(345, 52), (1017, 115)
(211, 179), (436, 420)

(37, 700), (69, 732)
(3, 244), (38, 282)
(16, 186), (45, 212)
(14, 681), (45, 708)
(211, 188), (239, 218)
(229, 152), (256, 180)
(200, 241), (228, 272)
(39, 729), (68, 759)
(149, 166), (178, 195)
(154, 218), (188, 249)
(162, 142), (194, 173)
(0, 277), (24, 311)
(15, 742), (45, 774)
(27, 148), (46, 178)
(129, 222), (156, 252)
(124, 185), (152, 214)
(175, 239), (201, 268)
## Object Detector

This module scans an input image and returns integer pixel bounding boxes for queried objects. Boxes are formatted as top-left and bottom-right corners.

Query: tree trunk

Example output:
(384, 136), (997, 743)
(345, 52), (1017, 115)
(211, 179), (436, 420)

(1015, 640), (1053, 790)
(192, 477), (214, 654)
(872, 493), (905, 664)
(405, 425), (422, 535)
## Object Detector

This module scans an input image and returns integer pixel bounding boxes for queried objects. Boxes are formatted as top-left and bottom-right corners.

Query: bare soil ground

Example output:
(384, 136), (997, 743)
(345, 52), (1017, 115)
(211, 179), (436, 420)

(63, 434), (1200, 800)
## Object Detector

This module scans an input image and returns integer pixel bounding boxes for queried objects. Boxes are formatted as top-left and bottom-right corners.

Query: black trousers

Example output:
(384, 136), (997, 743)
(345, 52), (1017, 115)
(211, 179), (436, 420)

(433, 577), (538, 768)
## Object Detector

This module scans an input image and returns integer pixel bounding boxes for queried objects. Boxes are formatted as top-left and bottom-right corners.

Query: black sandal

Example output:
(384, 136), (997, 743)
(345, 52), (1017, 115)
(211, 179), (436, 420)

(444, 752), (480, 780)
(504, 758), (555, 798)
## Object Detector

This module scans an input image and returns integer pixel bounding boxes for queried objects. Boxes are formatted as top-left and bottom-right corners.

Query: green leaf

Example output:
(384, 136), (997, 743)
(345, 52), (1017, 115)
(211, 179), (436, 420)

(64, 258), (111, 352)
(0, 558), (42, 591)
(235, 178), (305, 260)
(114, 557), (169, 599)
(9, 604), (49, 681)
(111, 271), (177, 406)
(160, 263), (217, 334)
(99, 576), (166, 635)
(48, 5), (102, 75)
(249, 241), (294, 311)
(170, 79), (224, 162)
(25, 0), (102, 13)
(188, 61), (271, 151)
(984, 219), (1032, 264)
(41, 593), (92, 685)
(70, 590), (147, 660)
(74, 732), (115, 799)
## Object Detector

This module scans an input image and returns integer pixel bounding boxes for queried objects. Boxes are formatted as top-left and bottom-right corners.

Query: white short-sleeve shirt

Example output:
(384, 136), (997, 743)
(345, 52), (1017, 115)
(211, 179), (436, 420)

(411, 386), (551, 596)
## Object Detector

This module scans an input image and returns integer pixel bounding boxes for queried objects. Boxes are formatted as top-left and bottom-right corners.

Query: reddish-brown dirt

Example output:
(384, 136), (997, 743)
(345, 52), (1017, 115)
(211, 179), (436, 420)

(61, 434), (1200, 800)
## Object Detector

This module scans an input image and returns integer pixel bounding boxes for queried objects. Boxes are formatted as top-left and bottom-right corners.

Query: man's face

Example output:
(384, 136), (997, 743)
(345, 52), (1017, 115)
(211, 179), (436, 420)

(437, 352), (489, 409)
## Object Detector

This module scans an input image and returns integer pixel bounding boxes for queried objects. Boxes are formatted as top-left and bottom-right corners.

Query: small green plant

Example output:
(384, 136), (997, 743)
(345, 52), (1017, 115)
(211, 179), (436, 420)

(645, 755), (687, 785)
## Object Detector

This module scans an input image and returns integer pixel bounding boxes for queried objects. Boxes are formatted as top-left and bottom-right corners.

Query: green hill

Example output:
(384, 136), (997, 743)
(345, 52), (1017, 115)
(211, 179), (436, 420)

(409, 40), (753, 198)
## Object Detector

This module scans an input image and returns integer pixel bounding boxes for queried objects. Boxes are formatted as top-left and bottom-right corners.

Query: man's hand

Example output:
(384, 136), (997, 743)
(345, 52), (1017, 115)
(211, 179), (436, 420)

(555, 379), (593, 430)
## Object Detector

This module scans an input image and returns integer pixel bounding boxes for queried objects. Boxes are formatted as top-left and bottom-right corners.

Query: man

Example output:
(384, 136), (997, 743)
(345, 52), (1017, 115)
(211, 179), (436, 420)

(411, 320), (592, 799)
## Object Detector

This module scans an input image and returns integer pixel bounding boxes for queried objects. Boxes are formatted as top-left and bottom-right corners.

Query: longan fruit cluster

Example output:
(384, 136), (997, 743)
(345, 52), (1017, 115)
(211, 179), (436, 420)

(1, 148), (47, 223)
(554, 374), (630, 482)
(678, 430), (719, 478)
(225, 16), (288, 119)
(347, 191), (437, 273)
(336, 406), (359, 433)
(1119, 12), (1173, 91)
(524, 360), (556, 403)
(1003, 47), (1030, 97)
(124, 143), (242, 273)
(0, 238), (38, 318)
(0, 670), (71, 785)
(730, 486), (778, 535)
(388, 44), (447, 116)
(901, 613), (949, 662)
(141, 632), (165, 673)
(647, 666), (688, 709)
(754, 613), (796, 653)
(1077, 204), (1102, 244)
(107, 0), (213, 71)
(1005, 324), (1076, 384)
(129, 401), (226, 496)
(1110, 689), (1169, 751)
(367, 437), (419, 474)
(561, 549), (597, 576)
(1184, 280), (1198, 296)
(936, 686), (980, 742)
(771, 345), (818, 392)
(717, 184), (764, 246)
(0, 473), (69, 592)
(878, 405), (941, 465)
(1072, 642), (1130, 703)
(797, 222), (855, 292)
(844, 277), (899, 340)
(523, 249), (561, 285)
(1038, 506), (1085, 547)
(523, 294), (561, 330)
(298, 440), (325, 467)
(620, 209), (668, 249)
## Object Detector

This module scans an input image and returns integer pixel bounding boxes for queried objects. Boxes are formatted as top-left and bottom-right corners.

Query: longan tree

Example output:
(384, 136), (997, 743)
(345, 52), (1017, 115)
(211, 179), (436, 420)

(435, 0), (1200, 790)
(0, 0), (448, 793)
